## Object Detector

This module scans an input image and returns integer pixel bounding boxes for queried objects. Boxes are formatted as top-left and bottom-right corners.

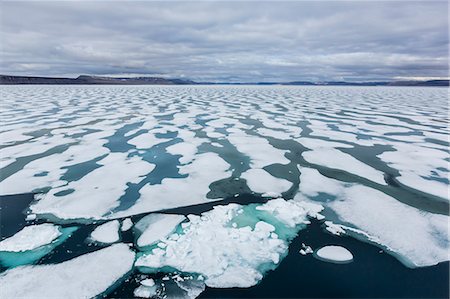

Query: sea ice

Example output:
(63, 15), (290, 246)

(303, 148), (386, 185)
(128, 130), (168, 149)
(113, 152), (230, 218)
(326, 185), (449, 267)
(296, 169), (449, 267)
(135, 213), (186, 248)
(141, 278), (155, 287)
(31, 152), (155, 220)
(121, 218), (133, 231)
(0, 243), (135, 298)
(136, 198), (323, 288)
(315, 245), (353, 263)
(242, 168), (292, 196)
(90, 220), (120, 244)
(228, 134), (290, 168)
(0, 223), (61, 252)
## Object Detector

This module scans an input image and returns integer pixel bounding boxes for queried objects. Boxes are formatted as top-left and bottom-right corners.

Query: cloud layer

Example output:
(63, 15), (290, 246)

(1, 1), (448, 82)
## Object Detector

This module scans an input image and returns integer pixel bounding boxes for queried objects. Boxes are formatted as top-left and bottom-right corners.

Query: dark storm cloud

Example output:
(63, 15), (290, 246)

(0, 1), (448, 82)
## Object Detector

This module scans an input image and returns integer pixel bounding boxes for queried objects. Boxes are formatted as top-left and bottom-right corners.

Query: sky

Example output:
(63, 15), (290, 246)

(0, 1), (448, 82)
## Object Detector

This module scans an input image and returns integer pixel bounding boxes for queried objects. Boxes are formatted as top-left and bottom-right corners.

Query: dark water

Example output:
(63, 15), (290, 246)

(1, 193), (449, 299)
(200, 219), (449, 299)
(0, 193), (35, 239)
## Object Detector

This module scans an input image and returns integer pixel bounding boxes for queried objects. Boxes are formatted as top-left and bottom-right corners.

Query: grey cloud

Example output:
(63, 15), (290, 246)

(0, 1), (448, 82)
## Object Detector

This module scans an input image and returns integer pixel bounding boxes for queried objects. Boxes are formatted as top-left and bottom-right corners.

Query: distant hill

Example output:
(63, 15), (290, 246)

(1, 75), (448, 86)
(0, 75), (195, 85)
(386, 80), (449, 87)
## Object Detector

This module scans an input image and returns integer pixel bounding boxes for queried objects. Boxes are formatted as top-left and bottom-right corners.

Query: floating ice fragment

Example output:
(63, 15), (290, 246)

(327, 185), (450, 267)
(299, 243), (313, 255)
(121, 218), (133, 231)
(315, 245), (353, 263)
(134, 285), (157, 298)
(141, 278), (155, 287)
(135, 213), (186, 248)
(303, 148), (386, 185)
(242, 169), (292, 196)
(25, 213), (37, 221)
(0, 225), (77, 268)
(90, 220), (120, 244)
(324, 221), (346, 236)
(0, 243), (135, 298)
(0, 223), (61, 252)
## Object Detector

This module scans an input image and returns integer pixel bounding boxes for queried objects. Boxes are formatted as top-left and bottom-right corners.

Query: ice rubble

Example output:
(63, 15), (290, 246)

(134, 285), (158, 298)
(296, 167), (449, 267)
(315, 246), (353, 263)
(134, 213), (186, 248)
(0, 243), (135, 298)
(136, 198), (323, 288)
(0, 223), (61, 252)
(90, 220), (120, 244)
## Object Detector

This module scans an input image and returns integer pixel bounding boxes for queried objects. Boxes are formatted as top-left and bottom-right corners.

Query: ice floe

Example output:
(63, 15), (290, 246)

(242, 168), (292, 197)
(315, 245), (353, 263)
(90, 220), (120, 244)
(327, 185), (449, 267)
(297, 167), (449, 267)
(134, 213), (186, 248)
(378, 143), (449, 200)
(121, 218), (133, 231)
(228, 134), (290, 168)
(136, 198), (323, 288)
(303, 148), (386, 185)
(31, 152), (155, 219)
(0, 225), (77, 268)
(0, 243), (135, 298)
(0, 223), (61, 252)
(114, 152), (230, 218)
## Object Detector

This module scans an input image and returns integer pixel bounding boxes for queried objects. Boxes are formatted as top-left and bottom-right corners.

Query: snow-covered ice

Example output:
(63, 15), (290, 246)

(0, 243), (135, 298)
(0, 223), (61, 252)
(121, 218), (133, 231)
(296, 166), (449, 267)
(315, 245), (353, 263)
(242, 168), (292, 196)
(90, 220), (120, 244)
(134, 213), (186, 248)
(1, 85), (448, 280)
(136, 198), (323, 288)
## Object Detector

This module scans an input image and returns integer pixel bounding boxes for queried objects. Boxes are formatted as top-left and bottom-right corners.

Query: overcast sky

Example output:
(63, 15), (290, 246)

(1, 1), (448, 82)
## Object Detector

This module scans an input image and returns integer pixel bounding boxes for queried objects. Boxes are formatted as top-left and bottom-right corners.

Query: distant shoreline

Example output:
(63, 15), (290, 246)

(1, 75), (448, 87)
